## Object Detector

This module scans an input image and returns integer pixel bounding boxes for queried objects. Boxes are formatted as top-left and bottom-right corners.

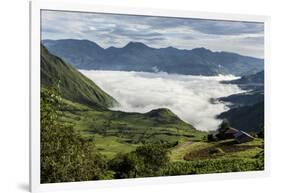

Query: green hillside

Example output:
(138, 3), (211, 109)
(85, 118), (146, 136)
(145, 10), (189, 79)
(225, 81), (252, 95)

(41, 45), (118, 108)
(218, 102), (264, 133)
(41, 44), (203, 159)
(145, 108), (186, 125)
(59, 98), (203, 158)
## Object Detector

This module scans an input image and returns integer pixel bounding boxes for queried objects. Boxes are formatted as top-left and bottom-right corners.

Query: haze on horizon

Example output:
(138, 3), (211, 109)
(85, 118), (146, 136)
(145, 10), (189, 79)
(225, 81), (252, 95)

(41, 10), (264, 59)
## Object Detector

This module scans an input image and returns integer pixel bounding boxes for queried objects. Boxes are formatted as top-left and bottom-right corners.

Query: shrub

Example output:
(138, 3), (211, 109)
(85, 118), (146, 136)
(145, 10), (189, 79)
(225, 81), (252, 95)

(207, 134), (215, 142)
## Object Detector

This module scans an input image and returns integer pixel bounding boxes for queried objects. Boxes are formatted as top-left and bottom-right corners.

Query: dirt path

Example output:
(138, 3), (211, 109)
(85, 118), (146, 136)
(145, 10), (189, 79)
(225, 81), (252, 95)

(178, 141), (194, 149)
(170, 141), (195, 161)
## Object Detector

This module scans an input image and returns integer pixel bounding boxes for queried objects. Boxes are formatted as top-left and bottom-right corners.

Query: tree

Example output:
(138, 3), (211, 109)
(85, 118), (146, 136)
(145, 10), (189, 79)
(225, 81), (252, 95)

(207, 134), (215, 142)
(40, 88), (111, 183)
(109, 142), (170, 178)
(218, 119), (230, 133)
(257, 130), (264, 138)
(135, 143), (170, 176)
(109, 153), (138, 179)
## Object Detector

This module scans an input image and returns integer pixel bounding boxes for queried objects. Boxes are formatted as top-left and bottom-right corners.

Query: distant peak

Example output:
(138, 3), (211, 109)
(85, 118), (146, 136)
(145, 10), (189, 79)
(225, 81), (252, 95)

(164, 46), (177, 50)
(106, 46), (117, 50)
(49, 39), (100, 45)
(55, 39), (104, 49)
(146, 108), (173, 116)
(150, 108), (172, 112)
(124, 41), (150, 49)
(55, 38), (88, 42)
(192, 47), (212, 53)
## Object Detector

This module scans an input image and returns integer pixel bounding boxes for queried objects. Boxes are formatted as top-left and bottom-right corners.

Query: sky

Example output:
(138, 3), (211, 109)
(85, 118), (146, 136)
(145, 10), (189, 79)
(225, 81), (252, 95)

(41, 10), (264, 58)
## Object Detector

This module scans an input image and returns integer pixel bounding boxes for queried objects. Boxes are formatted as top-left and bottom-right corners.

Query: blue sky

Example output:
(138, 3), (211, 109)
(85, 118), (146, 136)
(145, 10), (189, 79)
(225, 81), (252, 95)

(41, 10), (264, 58)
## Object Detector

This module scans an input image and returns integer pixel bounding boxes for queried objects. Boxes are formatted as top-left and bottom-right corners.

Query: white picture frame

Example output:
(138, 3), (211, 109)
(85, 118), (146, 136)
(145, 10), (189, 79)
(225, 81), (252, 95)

(30, 1), (270, 192)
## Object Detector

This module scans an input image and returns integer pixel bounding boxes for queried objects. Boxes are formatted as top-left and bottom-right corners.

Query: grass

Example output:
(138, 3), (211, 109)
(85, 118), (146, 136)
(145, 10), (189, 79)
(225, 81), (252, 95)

(57, 97), (206, 159)
(166, 138), (264, 176)
(170, 141), (208, 161)
(92, 134), (140, 159)
(59, 97), (264, 167)
(58, 97), (264, 173)
(170, 138), (264, 161)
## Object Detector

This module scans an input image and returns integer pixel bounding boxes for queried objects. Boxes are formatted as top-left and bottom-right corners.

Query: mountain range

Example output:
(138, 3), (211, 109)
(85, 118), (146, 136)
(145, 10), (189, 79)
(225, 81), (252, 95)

(41, 40), (265, 134)
(42, 39), (264, 76)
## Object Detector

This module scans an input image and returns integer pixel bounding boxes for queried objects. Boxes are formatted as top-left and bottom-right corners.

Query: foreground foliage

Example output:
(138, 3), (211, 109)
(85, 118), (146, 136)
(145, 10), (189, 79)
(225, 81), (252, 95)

(109, 143), (170, 178)
(40, 88), (112, 183)
(40, 88), (264, 183)
(109, 142), (264, 179)
(162, 158), (264, 176)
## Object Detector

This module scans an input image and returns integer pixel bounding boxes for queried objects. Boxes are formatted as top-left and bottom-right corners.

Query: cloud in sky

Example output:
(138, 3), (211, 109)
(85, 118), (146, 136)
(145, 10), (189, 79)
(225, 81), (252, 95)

(80, 70), (244, 131)
(41, 10), (264, 58)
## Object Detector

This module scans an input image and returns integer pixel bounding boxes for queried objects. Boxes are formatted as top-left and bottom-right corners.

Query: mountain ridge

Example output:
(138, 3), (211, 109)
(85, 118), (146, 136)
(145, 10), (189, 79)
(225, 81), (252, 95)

(42, 39), (264, 76)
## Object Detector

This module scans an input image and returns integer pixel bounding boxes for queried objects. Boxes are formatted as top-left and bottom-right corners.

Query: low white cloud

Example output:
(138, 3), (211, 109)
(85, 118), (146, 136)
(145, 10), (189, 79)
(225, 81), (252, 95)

(81, 70), (244, 131)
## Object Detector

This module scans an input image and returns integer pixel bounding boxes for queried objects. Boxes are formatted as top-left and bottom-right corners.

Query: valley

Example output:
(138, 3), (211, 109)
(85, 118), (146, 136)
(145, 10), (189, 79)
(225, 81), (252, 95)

(40, 44), (264, 183)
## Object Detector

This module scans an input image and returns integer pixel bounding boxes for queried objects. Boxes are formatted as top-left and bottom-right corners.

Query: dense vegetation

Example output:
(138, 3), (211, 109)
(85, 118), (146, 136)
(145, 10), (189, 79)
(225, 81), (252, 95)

(109, 143), (170, 178)
(40, 88), (111, 183)
(162, 158), (264, 176)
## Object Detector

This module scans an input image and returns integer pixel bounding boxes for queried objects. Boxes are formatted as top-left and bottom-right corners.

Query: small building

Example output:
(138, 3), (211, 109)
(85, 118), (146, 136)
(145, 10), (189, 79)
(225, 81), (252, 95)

(215, 127), (238, 140)
(234, 130), (254, 143)
(224, 127), (239, 139)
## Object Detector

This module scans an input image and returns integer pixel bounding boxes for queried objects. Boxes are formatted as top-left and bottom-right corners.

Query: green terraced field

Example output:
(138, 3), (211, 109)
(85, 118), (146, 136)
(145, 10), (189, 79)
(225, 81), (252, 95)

(58, 97), (206, 159)
(170, 138), (263, 161)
